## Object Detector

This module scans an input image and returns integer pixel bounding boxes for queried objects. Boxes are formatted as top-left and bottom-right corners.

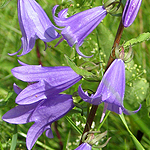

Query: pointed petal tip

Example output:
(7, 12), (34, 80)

(123, 104), (142, 115)
(76, 44), (93, 58)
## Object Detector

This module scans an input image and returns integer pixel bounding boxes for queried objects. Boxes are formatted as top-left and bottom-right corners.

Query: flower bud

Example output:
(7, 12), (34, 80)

(122, 0), (142, 27)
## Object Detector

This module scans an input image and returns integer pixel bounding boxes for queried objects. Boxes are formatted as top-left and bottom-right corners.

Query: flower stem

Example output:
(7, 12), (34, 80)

(105, 20), (124, 70)
(54, 121), (63, 150)
(36, 40), (42, 66)
(79, 19), (124, 145)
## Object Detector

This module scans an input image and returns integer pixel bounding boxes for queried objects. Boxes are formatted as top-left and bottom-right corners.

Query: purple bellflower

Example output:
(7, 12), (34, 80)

(74, 143), (92, 150)
(122, 0), (142, 27)
(2, 84), (74, 150)
(9, 0), (60, 56)
(53, 5), (107, 57)
(78, 59), (141, 122)
(11, 61), (82, 105)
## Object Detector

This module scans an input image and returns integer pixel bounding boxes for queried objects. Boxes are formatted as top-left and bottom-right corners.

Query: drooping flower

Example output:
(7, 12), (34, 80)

(9, 0), (60, 56)
(52, 5), (107, 57)
(11, 61), (82, 104)
(2, 87), (74, 150)
(122, 0), (142, 27)
(74, 143), (92, 150)
(78, 59), (141, 122)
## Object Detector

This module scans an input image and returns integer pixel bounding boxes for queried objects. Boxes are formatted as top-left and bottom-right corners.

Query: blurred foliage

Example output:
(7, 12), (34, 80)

(0, 0), (150, 150)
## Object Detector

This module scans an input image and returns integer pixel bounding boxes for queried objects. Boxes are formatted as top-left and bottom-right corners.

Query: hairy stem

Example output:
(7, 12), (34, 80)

(79, 19), (124, 145)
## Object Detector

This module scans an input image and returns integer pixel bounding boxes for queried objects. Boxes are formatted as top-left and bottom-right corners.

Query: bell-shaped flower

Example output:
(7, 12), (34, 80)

(74, 143), (92, 150)
(122, 0), (142, 27)
(2, 91), (74, 150)
(10, 0), (60, 56)
(11, 62), (82, 104)
(53, 5), (107, 57)
(78, 59), (141, 122)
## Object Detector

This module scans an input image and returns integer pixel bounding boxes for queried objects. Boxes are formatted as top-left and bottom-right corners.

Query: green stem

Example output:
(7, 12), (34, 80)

(79, 19), (124, 145)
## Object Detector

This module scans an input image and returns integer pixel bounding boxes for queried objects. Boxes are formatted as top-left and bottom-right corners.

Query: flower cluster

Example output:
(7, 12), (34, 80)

(2, 0), (143, 149)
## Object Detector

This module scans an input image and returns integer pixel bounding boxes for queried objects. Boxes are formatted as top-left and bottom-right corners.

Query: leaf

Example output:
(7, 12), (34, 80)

(10, 125), (18, 150)
(63, 130), (71, 150)
(65, 116), (82, 135)
(65, 55), (99, 81)
(96, 23), (114, 60)
(119, 114), (145, 150)
(0, 91), (13, 107)
(124, 102), (150, 139)
(124, 32), (150, 48)
(0, 141), (4, 150)
(125, 78), (149, 105)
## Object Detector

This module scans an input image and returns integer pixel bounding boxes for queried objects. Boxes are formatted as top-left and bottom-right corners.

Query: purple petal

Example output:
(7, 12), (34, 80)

(53, 5), (107, 57)
(17, 60), (28, 66)
(122, 104), (142, 115)
(12, 65), (82, 104)
(95, 59), (125, 102)
(26, 122), (51, 150)
(10, 0), (59, 56)
(15, 80), (48, 104)
(75, 44), (93, 58)
(74, 143), (92, 150)
(13, 83), (22, 94)
(27, 94), (74, 149)
(45, 126), (53, 138)
(122, 0), (142, 27)
(11, 65), (82, 83)
(2, 102), (39, 124)
(29, 94), (74, 122)
(78, 84), (102, 105)
(3, 94), (74, 150)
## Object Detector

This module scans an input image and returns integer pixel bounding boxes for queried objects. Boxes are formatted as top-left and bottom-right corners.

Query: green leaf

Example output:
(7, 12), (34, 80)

(119, 114), (145, 150)
(65, 116), (82, 135)
(96, 23), (114, 60)
(0, 91), (13, 107)
(0, 141), (4, 150)
(124, 32), (150, 48)
(65, 55), (99, 81)
(10, 125), (18, 150)
(63, 130), (71, 150)
(125, 78), (149, 105)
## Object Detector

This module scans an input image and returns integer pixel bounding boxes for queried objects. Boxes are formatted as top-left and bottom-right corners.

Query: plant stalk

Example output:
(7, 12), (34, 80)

(79, 19), (124, 145)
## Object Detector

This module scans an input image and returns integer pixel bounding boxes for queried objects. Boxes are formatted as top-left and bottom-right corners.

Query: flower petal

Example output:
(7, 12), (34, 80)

(11, 65), (82, 83)
(53, 5), (107, 57)
(10, 0), (59, 56)
(15, 80), (48, 104)
(26, 122), (50, 150)
(95, 59), (125, 102)
(13, 83), (22, 94)
(2, 102), (39, 124)
(78, 84), (102, 105)
(122, 0), (142, 27)
(74, 143), (92, 150)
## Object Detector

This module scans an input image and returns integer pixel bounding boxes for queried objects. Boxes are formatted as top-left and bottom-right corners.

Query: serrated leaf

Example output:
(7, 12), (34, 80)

(65, 55), (99, 81)
(124, 32), (150, 48)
